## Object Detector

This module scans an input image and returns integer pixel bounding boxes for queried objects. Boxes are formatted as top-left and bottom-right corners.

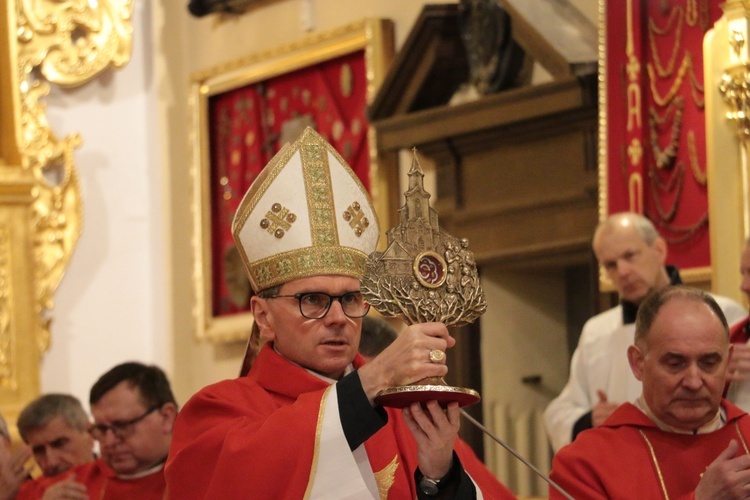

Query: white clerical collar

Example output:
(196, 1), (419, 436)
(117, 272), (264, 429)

(116, 460), (164, 480)
(306, 364), (354, 383)
(635, 396), (726, 434)
(273, 345), (354, 382)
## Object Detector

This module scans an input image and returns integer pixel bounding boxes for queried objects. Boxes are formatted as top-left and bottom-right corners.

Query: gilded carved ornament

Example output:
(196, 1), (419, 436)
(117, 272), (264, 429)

(718, 2), (750, 139)
(13, 0), (133, 354)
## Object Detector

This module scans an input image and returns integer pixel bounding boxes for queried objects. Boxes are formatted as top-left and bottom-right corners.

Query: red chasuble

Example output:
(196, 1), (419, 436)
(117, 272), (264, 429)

(16, 458), (166, 499)
(166, 343), (514, 499)
(550, 401), (750, 500)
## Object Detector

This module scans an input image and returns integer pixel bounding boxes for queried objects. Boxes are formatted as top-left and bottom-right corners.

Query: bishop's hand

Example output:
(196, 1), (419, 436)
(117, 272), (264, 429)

(357, 322), (455, 406)
(403, 400), (460, 481)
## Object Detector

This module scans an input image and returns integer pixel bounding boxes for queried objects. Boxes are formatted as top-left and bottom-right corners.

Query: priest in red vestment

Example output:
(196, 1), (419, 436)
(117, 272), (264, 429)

(166, 128), (514, 499)
(550, 286), (750, 499)
(726, 239), (750, 409)
(17, 362), (177, 499)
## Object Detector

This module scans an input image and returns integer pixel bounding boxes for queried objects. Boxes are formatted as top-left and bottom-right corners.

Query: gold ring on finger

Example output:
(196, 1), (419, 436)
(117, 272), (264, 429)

(429, 349), (445, 363)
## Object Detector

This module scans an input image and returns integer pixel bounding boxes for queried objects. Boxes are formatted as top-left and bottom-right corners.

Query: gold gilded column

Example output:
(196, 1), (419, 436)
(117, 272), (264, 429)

(705, 0), (750, 304)
(0, 0), (133, 423)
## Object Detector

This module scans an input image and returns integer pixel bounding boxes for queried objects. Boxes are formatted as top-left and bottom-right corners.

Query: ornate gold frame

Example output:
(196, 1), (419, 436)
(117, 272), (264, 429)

(0, 0), (132, 420)
(190, 19), (395, 342)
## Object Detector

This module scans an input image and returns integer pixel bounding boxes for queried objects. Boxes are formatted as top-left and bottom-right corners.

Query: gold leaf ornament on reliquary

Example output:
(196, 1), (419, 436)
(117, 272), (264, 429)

(14, 0), (134, 354)
(361, 150), (485, 409)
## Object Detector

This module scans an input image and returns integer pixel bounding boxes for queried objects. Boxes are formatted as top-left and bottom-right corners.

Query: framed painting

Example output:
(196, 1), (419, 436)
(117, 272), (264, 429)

(191, 19), (395, 342)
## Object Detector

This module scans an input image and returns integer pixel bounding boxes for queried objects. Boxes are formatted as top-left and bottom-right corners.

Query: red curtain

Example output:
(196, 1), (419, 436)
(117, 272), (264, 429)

(208, 51), (369, 317)
(605, 0), (719, 270)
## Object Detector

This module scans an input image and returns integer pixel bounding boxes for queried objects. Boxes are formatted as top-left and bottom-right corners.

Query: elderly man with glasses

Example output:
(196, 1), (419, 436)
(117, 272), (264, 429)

(166, 128), (513, 499)
(18, 362), (177, 499)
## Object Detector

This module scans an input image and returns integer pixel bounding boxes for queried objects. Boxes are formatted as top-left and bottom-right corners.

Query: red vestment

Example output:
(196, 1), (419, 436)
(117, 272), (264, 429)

(166, 343), (514, 499)
(731, 317), (749, 344)
(16, 458), (165, 499)
(549, 401), (750, 499)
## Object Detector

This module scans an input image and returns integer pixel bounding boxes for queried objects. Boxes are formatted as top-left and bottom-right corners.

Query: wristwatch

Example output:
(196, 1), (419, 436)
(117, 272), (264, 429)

(418, 475), (442, 496)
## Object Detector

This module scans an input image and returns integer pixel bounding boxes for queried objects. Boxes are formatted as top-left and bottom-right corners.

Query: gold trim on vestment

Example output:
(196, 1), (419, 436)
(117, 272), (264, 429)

(736, 421), (750, 454)
(303, 385), (333, 500)
(638, 429), (670, 500)
(373, 455), (398, 500)
(639, 422), (750, 500)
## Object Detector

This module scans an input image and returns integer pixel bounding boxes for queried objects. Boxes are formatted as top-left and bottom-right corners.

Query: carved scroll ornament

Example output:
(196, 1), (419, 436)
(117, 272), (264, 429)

(719, 67), (750, 139)
(13, 0), (133, 355)
(718, 2), (750, 139)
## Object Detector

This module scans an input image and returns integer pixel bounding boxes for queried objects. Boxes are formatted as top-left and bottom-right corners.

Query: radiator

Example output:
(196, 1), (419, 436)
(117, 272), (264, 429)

(486, 403), (551, 498)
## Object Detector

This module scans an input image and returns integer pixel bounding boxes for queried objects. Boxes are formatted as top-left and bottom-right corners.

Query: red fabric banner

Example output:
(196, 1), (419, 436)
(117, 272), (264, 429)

(605, 0), (720, 271)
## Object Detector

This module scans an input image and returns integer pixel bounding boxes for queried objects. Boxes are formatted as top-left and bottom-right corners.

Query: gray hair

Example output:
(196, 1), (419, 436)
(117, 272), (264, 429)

(17, 394), (89, 442)
(596, 212), (660, 245)
(634, 285), (729, 347)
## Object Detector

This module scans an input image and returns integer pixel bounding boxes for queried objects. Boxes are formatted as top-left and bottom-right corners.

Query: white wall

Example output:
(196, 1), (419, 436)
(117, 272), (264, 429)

(481, 268), (569, 496)
(40, 0), (168, 408)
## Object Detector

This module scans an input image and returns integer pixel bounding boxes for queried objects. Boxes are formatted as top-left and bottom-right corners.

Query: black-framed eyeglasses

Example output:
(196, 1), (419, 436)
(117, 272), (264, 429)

(88, 405), (161, 441)
(268, 291), (370, 319)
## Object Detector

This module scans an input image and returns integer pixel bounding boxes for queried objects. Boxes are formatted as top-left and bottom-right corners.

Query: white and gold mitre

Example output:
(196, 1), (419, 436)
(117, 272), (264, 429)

(232, 127), (380, 292)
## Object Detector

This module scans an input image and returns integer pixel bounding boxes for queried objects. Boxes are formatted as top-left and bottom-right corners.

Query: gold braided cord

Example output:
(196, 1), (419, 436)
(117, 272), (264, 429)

(650, 161), (683, 192)
(647, 54), (691, 107)
(638, 421), (750, 500)
(650, 96), (683, 125)
(649, 164), (683, 222)
(638, 429), (670, 500)
(736, 421), (750, 455)
(648, 6), (684, 78)
(648, 98), (683, 169)
(651, 212), (708, 244)
(686, 0), (697, 27)
(687, 131), (707, 186)
(690, 83), (705, 108)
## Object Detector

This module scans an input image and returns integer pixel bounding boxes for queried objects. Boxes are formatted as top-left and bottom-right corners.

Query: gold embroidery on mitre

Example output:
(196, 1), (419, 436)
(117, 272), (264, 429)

(301, 142), (338, 248)
(373, 455), (399, 500)
(259, 202), (297, 239)
(248, 247), (367, 291)
(342, 201), (370, 237)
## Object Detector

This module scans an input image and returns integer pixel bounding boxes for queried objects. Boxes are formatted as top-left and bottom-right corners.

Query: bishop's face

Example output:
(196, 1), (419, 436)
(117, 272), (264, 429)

(628, 298), (730, 431)
(252, 275), (364, 380)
